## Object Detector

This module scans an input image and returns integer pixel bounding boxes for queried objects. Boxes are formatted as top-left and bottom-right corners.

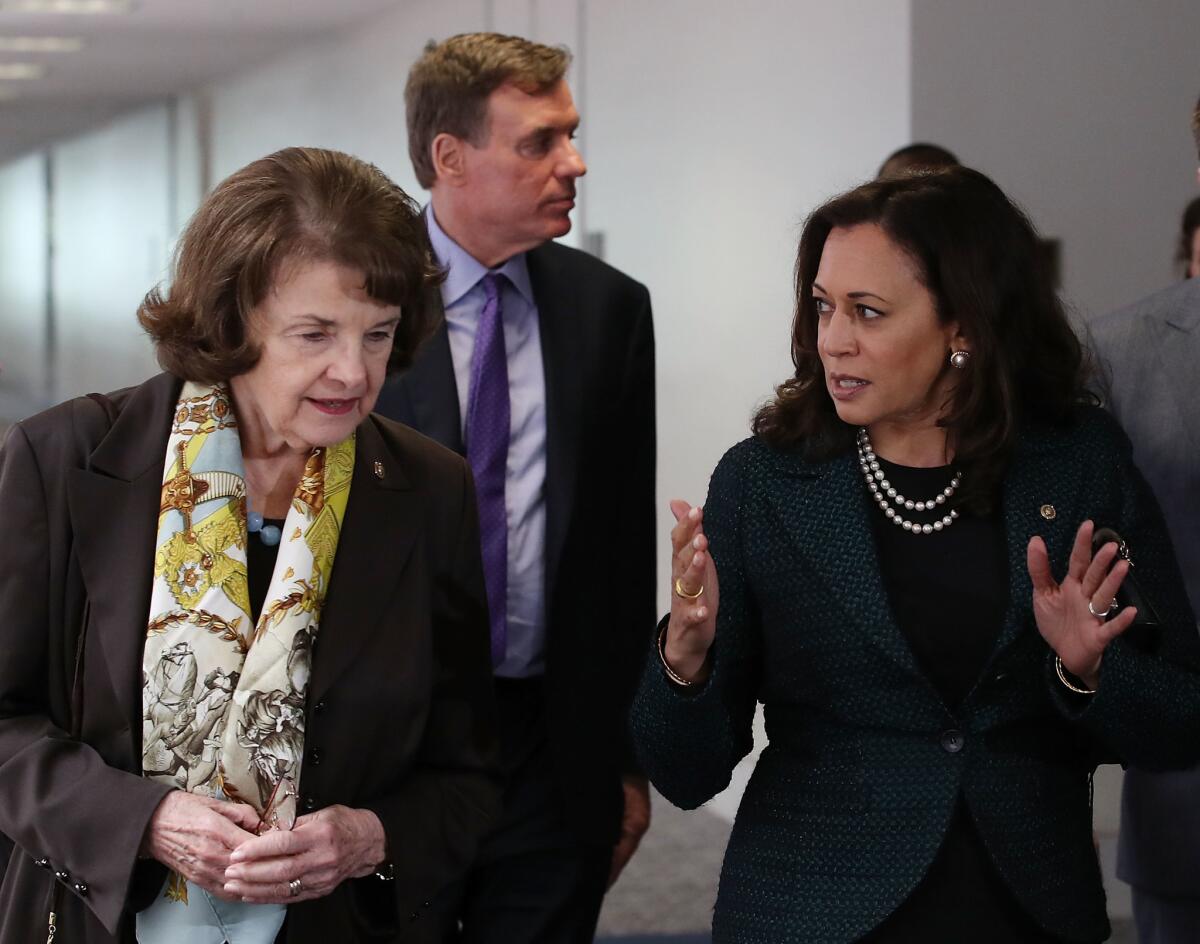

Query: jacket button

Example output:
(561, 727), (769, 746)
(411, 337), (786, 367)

(34, 858), (49, 869)
(74, 883), (89, 897)
(313, 701), (327, 715)
(940, 730), (965, 754)
(302, 796), (317, 812)
(54, 869), (70, 883)
(409, 912), (419, 922)
(307, 749), (322, 767)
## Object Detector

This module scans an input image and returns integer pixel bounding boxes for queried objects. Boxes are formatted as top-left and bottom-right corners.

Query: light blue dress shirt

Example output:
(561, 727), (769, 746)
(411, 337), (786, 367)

(426, 209), (548, 678)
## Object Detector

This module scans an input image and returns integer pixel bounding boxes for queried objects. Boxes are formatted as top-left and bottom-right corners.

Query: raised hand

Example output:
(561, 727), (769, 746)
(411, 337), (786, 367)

(1026, 519), (1138, 690)
(663, 499), (719, 684)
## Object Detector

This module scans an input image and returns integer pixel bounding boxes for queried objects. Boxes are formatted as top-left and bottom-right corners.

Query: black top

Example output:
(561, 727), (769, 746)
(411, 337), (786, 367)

(246, 518), (285, 624)
(870, 459), (1007, 708)
(861, 459), (1063, 943)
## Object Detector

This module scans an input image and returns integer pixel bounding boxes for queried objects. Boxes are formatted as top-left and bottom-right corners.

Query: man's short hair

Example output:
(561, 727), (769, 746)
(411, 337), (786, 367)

(1192, 93), (1200, 162)
(876, 142), (960, 180)
(405, 32), (571, 189)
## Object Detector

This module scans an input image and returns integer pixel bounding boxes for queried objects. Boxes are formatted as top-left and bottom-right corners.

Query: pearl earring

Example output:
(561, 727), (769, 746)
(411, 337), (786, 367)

(949, 350), (971, 369)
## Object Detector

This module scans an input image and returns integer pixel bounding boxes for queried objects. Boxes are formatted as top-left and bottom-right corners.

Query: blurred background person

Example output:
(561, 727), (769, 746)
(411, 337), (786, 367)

(876, 141), (960, 178)
(1092, 93), (1200, 944)
(373, 32), (656, 944)
(632, 167), (1200, 944)
(0, 147), (500, 944)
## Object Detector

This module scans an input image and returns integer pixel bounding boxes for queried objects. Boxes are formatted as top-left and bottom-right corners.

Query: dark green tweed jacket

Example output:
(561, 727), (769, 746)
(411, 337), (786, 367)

(631, 407), (1200, 944)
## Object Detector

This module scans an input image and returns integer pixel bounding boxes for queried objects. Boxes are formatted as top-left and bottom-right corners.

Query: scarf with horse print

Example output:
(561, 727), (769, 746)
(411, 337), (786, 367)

(140, 381), (353, 907)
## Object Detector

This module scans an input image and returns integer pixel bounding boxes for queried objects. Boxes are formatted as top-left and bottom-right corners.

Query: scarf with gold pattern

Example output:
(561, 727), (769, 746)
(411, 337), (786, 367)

(140, 381), (352, 911)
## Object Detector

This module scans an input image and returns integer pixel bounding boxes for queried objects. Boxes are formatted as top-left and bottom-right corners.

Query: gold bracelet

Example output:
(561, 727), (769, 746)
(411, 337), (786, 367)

(657, 622), (699, 687)
(1055, 656), (1097, 695)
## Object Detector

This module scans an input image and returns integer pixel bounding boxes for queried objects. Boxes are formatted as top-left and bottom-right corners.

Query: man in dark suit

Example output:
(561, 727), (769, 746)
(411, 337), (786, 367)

(374, 32), (656, 943)
(1091, 93), (1200, 943)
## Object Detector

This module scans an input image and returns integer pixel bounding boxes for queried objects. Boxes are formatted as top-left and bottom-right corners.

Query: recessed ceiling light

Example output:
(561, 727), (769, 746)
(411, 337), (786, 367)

(0, 62), (46, 80)
(0, 37), (84, 53)
(0, 0), (133, 13)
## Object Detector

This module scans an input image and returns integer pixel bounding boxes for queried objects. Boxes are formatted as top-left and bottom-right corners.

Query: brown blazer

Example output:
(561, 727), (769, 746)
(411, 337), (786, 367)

(0, 372), (501, 943)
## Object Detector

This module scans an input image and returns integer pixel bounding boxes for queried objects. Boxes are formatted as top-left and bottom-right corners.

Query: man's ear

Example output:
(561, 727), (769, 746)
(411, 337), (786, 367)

(431, 133), (468, 187)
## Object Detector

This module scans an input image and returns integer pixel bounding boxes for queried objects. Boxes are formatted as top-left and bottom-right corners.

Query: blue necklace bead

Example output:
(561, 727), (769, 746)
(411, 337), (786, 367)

(246, 506), (280, 546)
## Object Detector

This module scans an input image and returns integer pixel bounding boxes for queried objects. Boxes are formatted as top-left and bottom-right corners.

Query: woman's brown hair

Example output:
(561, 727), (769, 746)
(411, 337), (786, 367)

(139, 146), (441, 383)
(753, 166), (1091, 512)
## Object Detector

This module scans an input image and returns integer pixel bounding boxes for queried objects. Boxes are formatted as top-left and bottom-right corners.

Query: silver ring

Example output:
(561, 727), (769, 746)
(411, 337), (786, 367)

(1088, 598), (1118, 619)
(288, 878), (303, 897)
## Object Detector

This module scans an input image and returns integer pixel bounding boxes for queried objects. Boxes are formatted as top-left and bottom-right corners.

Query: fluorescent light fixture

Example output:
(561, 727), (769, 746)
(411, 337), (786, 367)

(0, 62), (46, 80)
(0, 0), (133, 12)
(0, 37), (84, 53)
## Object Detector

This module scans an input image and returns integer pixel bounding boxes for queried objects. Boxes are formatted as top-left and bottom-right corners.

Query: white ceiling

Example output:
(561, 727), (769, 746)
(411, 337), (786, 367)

(0, 0), (403, 164)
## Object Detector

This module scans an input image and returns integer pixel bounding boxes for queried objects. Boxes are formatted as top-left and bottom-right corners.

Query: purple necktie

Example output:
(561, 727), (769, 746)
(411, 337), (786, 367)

(466, 273), (509, 667)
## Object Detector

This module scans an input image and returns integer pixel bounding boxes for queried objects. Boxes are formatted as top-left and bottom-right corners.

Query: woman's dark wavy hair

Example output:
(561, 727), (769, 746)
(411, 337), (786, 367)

(752, 166), (1091, 513)
(139, 147), (442, 383)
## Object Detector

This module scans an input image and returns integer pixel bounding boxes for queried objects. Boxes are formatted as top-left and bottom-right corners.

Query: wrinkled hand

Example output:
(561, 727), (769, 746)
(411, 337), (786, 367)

(141, 791), (260, 901)
(223, 805), (386, 904)
(664, 499), (720, 683)
(1027, 519), (1138, 689)
(608, 775), (651, 889)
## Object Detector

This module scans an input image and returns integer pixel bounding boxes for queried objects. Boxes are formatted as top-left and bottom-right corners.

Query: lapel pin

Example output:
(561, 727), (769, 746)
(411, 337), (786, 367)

(1040, 504), (1056, 520)
(373, 460), (385, 479)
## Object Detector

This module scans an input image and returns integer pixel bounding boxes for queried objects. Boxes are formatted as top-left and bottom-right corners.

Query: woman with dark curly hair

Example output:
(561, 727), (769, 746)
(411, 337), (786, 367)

(632, 167), (1200, 943)
(0, 147), (501, 944)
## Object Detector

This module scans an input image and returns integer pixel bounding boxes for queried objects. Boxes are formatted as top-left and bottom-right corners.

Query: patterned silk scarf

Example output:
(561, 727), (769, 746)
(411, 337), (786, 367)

(138, 381), (353, 942)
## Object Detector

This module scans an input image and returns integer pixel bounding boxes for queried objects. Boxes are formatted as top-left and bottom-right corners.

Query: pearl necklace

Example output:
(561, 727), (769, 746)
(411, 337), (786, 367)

(856, 428), (961, 535)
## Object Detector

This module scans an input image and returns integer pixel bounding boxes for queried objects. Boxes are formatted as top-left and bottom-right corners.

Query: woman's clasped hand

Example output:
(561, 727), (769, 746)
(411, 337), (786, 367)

(221, 806), (387, 904)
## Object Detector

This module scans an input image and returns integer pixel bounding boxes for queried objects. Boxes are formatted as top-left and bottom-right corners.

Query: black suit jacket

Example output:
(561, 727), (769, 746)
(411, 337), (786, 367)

(0, 373), (502, 943)
(374, 238), (656, 847)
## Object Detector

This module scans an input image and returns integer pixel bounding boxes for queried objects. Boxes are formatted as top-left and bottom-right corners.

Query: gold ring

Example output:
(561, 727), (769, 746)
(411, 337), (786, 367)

(674, 578), (704, 600)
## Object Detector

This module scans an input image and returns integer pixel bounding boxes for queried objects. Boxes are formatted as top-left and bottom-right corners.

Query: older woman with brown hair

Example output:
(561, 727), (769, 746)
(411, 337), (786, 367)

(633, 166), (1200, 943)
(0, 147), (501, 943)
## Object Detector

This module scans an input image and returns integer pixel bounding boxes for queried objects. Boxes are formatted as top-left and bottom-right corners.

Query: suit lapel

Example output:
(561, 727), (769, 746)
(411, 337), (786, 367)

(527, 244), (584, 611)
(765, 451), (923, 679)
(986, 430), (1079, 670)
(67, 375), (176, 729)
(400, 296), (465, 454)
(309, 418), (421, 701)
